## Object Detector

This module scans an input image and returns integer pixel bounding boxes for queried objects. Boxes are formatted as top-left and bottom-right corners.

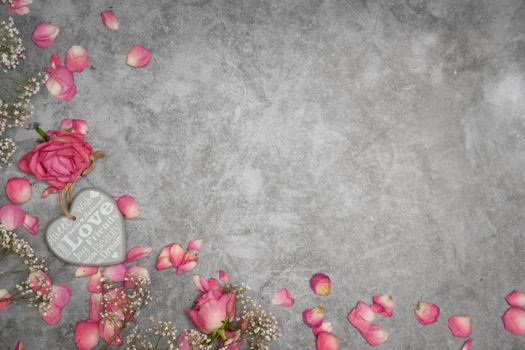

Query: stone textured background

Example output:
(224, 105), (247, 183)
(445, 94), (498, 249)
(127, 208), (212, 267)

(1, 0), (525, 349)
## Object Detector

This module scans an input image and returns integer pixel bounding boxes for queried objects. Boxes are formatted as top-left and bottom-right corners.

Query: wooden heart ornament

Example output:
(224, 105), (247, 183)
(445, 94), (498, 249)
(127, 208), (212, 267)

(46, 188), (126, 266)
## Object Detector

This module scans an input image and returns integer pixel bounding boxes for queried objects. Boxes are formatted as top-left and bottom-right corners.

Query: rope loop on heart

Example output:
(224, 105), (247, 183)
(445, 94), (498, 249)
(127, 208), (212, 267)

(59, 150), (105, 221)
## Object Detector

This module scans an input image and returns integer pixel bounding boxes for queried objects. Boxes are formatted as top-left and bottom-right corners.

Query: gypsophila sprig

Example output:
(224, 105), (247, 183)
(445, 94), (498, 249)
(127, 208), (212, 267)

(126, 318), (179, 350)
(0, 17), (24, 71)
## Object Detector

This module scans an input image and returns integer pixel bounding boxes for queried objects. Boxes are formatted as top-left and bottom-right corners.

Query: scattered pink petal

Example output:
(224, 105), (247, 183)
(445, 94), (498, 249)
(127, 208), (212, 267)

(59, 118), (89, 135)
(361, 325), (389, 346)
(5, 177), (32, 204)
(219, 270), (229, 283)
(103, 263), (128, 283)
(303, 306), (325, 328)
(45, 52), (76, 101)
(176, 251), (198, 275)
(31, 23), (59, 48)
(65, 45), (89, 73)
(6, 0), (32, 16)
(187, 239), (204, 251)
(502, 307), (525, 336)
(89, 293), (102, 321)
(448, 315), (472, 338)
(0, 289), (12, 311)
(316, 332), (340, 350)
(310, 273), (332, 297)
(42, 186), (60, 198)
(100, 10), (119, 30)
(170, 244), (185, 267)
(313, 321), (334, 336)
(75, 320), (100, 350)
(415, 301), (440, 325)
(0, 204), (25, 230)
(124, 265), (150, 289)
(51, 284), (71, 309)
(372, 294), (395, 317)
(505, 290), (525, 307)
(347, 301), (376, 333)
(22, 213), (39, 235)
(126, 245), (152, 262)
(126, 44), (151, 68)
(29, 270), (52, 294)
(461, 339), (473, 350)
(193, 275), (209, 292)
(75, 266), (99, 277)
(116, 195), (140, 219)
(99, 320), (123, 346)
(87, 269), (103, 293)
(155, 244), (173, 270)
(272, 288), (295, 308)
(40, 303), (62, 325)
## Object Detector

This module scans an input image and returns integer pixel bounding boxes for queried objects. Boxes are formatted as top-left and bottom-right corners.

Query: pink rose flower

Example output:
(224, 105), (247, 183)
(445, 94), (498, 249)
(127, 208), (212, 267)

(187, 290), (236, 333)
(18, 130), (93, 195)
(44, 52), (77, 101)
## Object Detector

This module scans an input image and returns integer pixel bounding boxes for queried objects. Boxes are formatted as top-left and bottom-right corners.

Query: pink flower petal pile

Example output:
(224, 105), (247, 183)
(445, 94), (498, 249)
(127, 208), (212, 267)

(310, 273), (332, 297)
(126, 44), (151, 68)
(28, 270), (71, 325)
(272, 288), (295, 308)
(31, 23), (59, 48)
(502, 290), (525, 336)
(6, 0), (32, 15)
(0, 185), (39, 234)
(155, 240), (203, 274)
(100, 10), (119, 30)
(347, 295), (393, 346)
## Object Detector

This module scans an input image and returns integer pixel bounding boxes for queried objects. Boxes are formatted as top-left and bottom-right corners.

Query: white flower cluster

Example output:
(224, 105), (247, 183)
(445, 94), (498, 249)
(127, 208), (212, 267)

(0, 17), (25, 71)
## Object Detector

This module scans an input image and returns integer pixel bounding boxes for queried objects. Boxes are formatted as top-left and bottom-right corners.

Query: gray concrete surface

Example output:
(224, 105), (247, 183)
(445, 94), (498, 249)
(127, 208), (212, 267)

(1, 0), (524, 349)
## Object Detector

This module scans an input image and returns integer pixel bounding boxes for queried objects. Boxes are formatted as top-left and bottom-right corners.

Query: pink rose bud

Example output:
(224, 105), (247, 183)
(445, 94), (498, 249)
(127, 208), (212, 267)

(126, 245), (152, 262)
(272, 288), (295, 308)
(461, 339), (473, 350)
(448, 315), (472, 338)
(65, 46), (90, 73)
(75, 266), (99, 277)
(100, 10), (119, 30)
(5, 177), (32, 204)
(415, 301), (440, 325)
(310, 273), (332, 297)
(0, 204), (25, 230)
(502, 307), (525, 336)
(116, 195), (140, 219)
(187, 239), (203, 251)
(347, 301), (376, 332)
(74, 320), (100, 350)
(0, 289), (12, 311)
(372, 294), (395, 317)
(59, 118), (89, 135)
(31, 23), (59, 48)
(361, 325), (389, 346)
(316, 332), (340, 350)
(126, 44), (151, 68)
(505, 290), (525, 307)
(303, 306), (325, 328)
(22, 213), (39, 235)
(313, 321), (334, 336)
(6, 0), (32, 16)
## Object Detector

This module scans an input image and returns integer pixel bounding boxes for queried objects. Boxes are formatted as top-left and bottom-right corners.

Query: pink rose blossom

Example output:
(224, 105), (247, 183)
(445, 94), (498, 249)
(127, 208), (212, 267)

(126, 44), (151, 68)
(187, 290), (236, 333)
(31, 23), (59, 48)
(5, 177), (32, 204)
(0, 204), (25, 230)
(59, 119), (89, 135)
(100, 10), (119, 30)
(65, 45), (89, 73)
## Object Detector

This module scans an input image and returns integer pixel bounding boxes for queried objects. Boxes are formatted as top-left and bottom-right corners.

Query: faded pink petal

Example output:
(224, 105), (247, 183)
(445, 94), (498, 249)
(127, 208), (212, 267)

(65, 45), (89, 73)
(0, 289), (12, 311)
(310, 273), (331, 297)
(31, 23), (59, 48)
(126, 44), (151, 68)
(103, 263), (128, 283)
(100, 320), (123, 346)
(187, 239), (204, 251)
(313, 321), (334, 336)
(126, 245), (152, 262)
(372, 294), (395, 317)
(361, 325), (389, 346)
(51, 284), (71, 309)
(6, 0), (32, 16)
(170, 244), (185, 267)
(502, 307), (525, 336)
(461, 339), (473, 350)
(87, 269), (103, 293)
(42, 186), (60, 198)
(193, 275), (209, 292)
(40, 303), (62, 325)
(219, 270), (229, 283)
(46, 66), (77, 101)
(59, 118), (89, 135)
(75, 266), (99, 277)
(14, 340), (25, 350)
(303, 306), (325, 328)
(5, 177), (32, 204)
(448, 315), (472, 338)
(505, 290), (525, 307)
(116, 195), (140, 219)
(415, 301), (440, 325)
(22, 213), (39, 235)
(347, 301), (376, 333)
(100, 10), (119, 30)
(272, 288), (295, 308)
(124, 265), (150, 289)
(155, 244), (173, 270)
(176, 260), (198, 275)
(75, 320), (100, 350)
(0, 204), (26, 230)
(316, 332), (340, 350)
(89, 293), (101, 321)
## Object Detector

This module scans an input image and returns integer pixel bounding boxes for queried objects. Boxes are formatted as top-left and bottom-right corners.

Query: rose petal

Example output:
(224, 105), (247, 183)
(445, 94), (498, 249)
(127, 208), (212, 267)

(100, 320), (123, 346)
(415, 301), (440, 325)
(347, 301), (376, 333)
(219, 270), (229, 283)
(316, 332), (340, 350)
(51, 284), (71, 309)
(14, 340), (25, 350)
(22, 213), (39, 235)
(116, 195), (140, 219)
(124, 265), (150, 289)
(313, 321), (334, 337)
(87, 269), (103, 293)
(502, 307), (525, 336)
(155, 244), (173, 270)
(303, 306), (325, 328)
(193, 275), (209, 292)
(505, 290), (525, 307)
(361, 325), (389, 346)
(126, 44), (151, 68)
(0, 289), (12, 311)
(75, 320), (100, 350)
(187, 239), (203, 251)
(372, 294), (395, 317)
(310, 273), (332, 297)
(461, 339), (473, 350)
(176, 260), (197, 275)
(448, 315), (472, 338)
(170, 244), (185, 267)
(272, 288), (295, 308)
(40, 303), (62, 325)
(65, 45), (89, 73)
(89, 293), (102, 321)
(31, 23), (59, 48)
(103, 263), (128, 283)
(75, 266), (99, 277)
(126, 245), (152, 262)
(5, 177), (32, 204)
(100, 10), (119, 30)
(0, 204), (26, 231)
